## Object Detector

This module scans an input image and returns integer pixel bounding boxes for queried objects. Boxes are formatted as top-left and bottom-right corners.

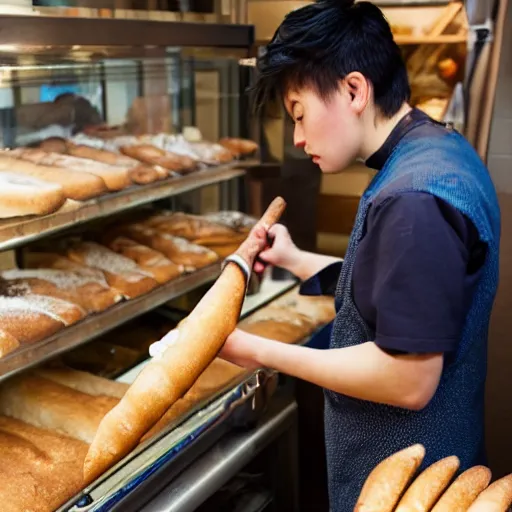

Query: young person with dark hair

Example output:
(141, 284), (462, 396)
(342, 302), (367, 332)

(153, 0), (500, 509)
(221, 0), (501, 509)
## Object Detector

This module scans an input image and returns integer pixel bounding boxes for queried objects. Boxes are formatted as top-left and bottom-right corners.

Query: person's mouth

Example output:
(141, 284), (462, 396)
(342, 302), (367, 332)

(311, 155), (320, 164)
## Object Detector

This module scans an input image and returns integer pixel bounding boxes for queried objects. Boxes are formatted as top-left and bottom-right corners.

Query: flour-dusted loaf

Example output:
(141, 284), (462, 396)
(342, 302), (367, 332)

(0, 329), (20, 357)
(65, 241), (159, 298)
(1, 267), (122, 313)
(0, 373), (119, 443)
(467, 474), (512, 512)
(395, 456), (460, 512)
(354, 444), (426, 512)
(0, 154), (107, 200)
(431, 466), (492, 512)
(115, 223), (219, 269)
(103, 235), (184, 284)
(83, 196), (286, 483)
(0, 171), (66, 218)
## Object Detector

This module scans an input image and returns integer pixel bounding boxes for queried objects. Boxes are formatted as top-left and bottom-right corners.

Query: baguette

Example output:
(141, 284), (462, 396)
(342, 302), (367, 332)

(354, 444), (426, 512)
(120, 144), (196, 173)
(35, 366), (129, 399)
(65, 241), (159, 298)
(10, 148), (132, 191)
(395, 456), (460, 512)
(431, 466), (492, 512)
(0, 373), (119, 443)
(467, 474), (512, 512)
(103, 235), (184, 284)
(0, 154), (107, 201)
(84, 196), (286, 483)
(116, 224), (219, 269)
(1, 268), (122, 313)
(67, 144), (163, 184)
(0, 171), (66, 218)
(141, 358), (246, 442)
(144, 211), (240, 241)
(37, 136), (69, 154)
(219, 137), (258, 157)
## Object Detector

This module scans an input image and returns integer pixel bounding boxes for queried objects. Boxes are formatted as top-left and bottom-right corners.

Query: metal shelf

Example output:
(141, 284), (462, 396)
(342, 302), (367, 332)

(0, 262), (222, 383)
(0, 15), (254, 50)
(0, 163), (251, 252)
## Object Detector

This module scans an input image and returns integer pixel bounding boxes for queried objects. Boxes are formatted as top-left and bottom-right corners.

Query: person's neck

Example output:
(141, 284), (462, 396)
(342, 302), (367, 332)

(360, 103), (412, 162)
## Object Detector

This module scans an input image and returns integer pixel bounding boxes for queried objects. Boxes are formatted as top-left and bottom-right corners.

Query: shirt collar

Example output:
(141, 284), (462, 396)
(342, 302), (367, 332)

(365, 108), (430, 171)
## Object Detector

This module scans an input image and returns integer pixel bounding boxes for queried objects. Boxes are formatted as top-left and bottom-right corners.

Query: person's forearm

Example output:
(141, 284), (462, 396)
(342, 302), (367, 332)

(286, 250), (342, 281)
(249, 336), (442, 410)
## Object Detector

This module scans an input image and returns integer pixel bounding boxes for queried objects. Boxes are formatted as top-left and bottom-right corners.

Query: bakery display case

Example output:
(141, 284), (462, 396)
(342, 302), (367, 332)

(0, 11), (336, 512)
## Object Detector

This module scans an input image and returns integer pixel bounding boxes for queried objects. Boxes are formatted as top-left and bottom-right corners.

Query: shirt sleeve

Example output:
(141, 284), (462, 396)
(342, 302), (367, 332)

(355, 192), (477, 354)
(299, 261), (343, 297)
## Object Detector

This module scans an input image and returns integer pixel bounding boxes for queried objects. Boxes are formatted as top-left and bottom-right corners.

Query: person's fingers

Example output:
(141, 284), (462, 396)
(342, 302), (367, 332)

(253, 260), (266, 273)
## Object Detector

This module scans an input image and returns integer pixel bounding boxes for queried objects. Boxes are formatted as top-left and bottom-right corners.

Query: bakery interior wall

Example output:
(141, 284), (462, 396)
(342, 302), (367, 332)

(484, 0), (512, 479)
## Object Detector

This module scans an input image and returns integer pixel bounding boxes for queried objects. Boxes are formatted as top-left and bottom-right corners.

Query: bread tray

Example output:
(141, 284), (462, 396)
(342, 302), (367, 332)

(59, 368), (279, 512)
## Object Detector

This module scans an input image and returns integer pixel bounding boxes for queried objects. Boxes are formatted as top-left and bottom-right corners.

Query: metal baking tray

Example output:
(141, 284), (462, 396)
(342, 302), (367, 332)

(59, 368), (278, 512)
(0, 162), (251, 252)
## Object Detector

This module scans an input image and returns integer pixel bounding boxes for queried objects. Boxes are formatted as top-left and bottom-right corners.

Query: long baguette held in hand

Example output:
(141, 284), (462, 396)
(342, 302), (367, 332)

(467, 474), (512, 512)
(354, 444), (425, 512)
(83, 197), (286, 483)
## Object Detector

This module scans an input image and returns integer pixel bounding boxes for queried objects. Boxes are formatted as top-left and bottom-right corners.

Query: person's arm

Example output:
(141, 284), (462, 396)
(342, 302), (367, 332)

(221, 332), (442, 410)
(223, 193), (480, 411)
(255, 224), (341, 281)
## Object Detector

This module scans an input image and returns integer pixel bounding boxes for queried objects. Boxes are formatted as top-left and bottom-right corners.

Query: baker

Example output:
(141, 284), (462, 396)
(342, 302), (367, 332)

(216, 0), (500, 509)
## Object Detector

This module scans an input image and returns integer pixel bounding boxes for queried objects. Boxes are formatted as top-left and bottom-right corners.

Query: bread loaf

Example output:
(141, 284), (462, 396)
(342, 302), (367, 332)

(467, 474), (512, 512)
(273, 289), (337, 326)
(119, 144), (196, 173)
(1, 268), (122, 313)
(431, 466), (492, 511)
(0, 154), (107, 201)
(65, 241), (159, 298)
(354, 444), (426, 512)
(0, 171), (66, 218)
(395, 456), (460, 512)
(0, 373), (118, 443)
(37, 136), (69, 153)
(0, 328), (20, 357)
(219, 137), (258, 157)
(144, 211), (241, 242)
(10, 148), (132, 191)
(116, 224), (219, 269)
(202, 211), (256, 232)
(103, 235), (184, 284)
(67, 144), (163, 184)
(84, 196), (286, 483)
(35, 365), (129, 399)
(0, 415), (88, 512)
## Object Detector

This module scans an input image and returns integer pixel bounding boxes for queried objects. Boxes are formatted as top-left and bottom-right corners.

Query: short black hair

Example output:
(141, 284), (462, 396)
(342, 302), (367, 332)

(252, 0), (410, 118)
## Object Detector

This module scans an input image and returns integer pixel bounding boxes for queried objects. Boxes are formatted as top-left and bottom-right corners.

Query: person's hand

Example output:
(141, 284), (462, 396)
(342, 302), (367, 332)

(219, 329), (263, 370)
(253, 223), (301, 274)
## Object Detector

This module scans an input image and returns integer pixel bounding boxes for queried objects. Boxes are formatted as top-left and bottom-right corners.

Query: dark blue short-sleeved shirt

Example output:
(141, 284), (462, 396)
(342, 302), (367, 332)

(301, 109), (488, 354)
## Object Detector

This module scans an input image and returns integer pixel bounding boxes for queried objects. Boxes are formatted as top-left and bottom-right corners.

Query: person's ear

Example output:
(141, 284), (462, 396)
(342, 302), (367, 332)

(343, 72), (370, 114)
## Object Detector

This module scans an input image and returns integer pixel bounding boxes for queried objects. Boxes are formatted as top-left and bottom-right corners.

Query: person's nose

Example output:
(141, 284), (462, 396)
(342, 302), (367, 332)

(294, 124), (306, 149)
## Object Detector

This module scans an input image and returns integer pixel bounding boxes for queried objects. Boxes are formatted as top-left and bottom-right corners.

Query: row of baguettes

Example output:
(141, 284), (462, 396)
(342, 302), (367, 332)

(0, 210), (256, 360)
(0, 289), (335, 512)
(0, 135), (258, 219)
(355, 443), (512, 512)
